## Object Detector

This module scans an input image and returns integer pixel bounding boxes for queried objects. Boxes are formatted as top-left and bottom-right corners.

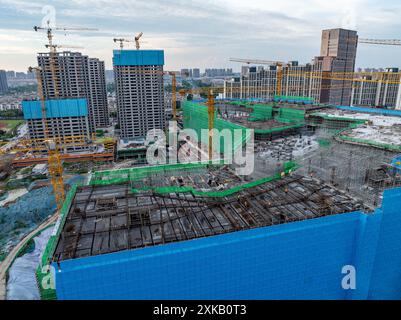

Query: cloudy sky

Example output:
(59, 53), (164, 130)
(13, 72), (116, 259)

(1, 0), (401, 72)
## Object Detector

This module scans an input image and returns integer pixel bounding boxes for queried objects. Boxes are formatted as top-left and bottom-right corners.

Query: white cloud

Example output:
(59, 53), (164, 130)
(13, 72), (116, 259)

(1, 0), (401, 71)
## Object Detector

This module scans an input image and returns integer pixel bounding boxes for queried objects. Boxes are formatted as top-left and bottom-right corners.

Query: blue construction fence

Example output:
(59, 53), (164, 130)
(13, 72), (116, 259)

(53, 187), (401, 300)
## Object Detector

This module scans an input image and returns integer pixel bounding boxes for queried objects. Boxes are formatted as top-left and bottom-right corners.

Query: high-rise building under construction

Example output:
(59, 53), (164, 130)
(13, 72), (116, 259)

(37, 51), (109, 131)
(316, 28), (358, 105)
(113, 50), (165, 139)
(224, 28), (358, 106)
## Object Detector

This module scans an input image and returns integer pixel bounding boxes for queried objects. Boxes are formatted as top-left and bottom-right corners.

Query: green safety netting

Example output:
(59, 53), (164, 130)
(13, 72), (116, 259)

(90, 162), (220, 186)
(276, 107), (305, 124)
(35, 159), (299, 300)
(317, 139), (332, 148)
(247, 104), (274, 122)
(183, 101), (251, 154)
(35, 184), (81, 300)
(90, 160), (298, 197)
(129, 161), (298, 197)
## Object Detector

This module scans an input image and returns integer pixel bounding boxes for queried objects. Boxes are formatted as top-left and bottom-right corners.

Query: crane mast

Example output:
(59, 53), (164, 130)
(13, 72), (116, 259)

(32, 21), (96, 211)
(28, 67), (65, 211)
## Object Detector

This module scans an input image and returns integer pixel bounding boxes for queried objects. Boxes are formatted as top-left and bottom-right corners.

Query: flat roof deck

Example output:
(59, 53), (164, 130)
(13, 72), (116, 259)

(53, 173), (366, 262)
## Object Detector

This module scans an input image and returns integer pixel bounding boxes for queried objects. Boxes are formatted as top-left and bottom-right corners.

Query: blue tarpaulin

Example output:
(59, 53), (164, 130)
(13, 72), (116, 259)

(22, 99), (88, 120)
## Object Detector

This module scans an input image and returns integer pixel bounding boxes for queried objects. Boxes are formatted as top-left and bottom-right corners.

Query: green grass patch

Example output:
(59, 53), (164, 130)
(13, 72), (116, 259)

(0, 120), (24, 131)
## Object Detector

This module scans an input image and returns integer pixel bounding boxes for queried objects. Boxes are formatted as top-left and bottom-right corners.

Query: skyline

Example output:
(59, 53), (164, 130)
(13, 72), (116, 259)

(0, 0), (401, 72)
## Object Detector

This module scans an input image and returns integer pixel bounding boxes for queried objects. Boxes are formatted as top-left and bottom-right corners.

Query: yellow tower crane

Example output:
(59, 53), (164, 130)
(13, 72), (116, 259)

(32, 22), (97, 211)
(358, 38), (401, 46)
(28, 66), (65, 211)
(33, 21), (97, 97)
(207, 90), (215, 161)
(113, 32), (144, 50)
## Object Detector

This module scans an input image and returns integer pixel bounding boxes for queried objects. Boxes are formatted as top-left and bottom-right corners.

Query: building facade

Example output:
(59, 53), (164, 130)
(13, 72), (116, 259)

(22, 98), (90, 142)
(224, 28), (359, 106)
(352, 68), (401, 108)
(0, 70), (8, 94)
(113, 50), (165, 139)
(37, 51), (109, 131)
(317, 28), (358, 106)
(224, 62), (323, 102)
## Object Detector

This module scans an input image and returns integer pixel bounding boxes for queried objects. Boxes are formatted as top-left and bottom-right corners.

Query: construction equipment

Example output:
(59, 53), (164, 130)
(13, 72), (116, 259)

(207, 90), (215, 161)
(359, 38), (401, 46)
(45, 44), (84, 50)
(33, 20), (97, 97)
(31, 22), (96, 210)
(28, 66), (65, 211)
(114, 33), (145, 50)
(113, 38), (134, 50)
(135, 32), (143, 50)
(168, 71), (180, 120)
(230, 58), (288, 96)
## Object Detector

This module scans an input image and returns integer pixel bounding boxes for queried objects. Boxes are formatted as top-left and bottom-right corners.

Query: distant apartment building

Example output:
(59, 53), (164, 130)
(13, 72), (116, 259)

(113, 50), (165, 139)
(181, 69), (190, 78)
(352, 68), (401, 109)
(180, 68), (201, 79)
(37, 51), (109, 131)
(224, 28), (358, 105)
(205, 68), (233, 77)
(282, 61), (323, 102)
(192, 68), (200, 78)
(0, 70), (8, 94)
(224, 62), (322, 102)
(22, 98), (90, 142)
(6, 71), (15, 79)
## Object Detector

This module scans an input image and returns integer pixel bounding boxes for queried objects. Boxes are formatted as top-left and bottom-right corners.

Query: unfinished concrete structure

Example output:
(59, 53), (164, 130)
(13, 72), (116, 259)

(37, 51), (109, 131)
(37, 157), (401, 300)
(352, 68), (401, 108)
(22, 98), (90, 142)
(35, 98), (401, 300)
(113, 50), (165, 139)
(53, 165), (365, 261)
(224, 28), (359, 106)
(224, 62), (323, 102)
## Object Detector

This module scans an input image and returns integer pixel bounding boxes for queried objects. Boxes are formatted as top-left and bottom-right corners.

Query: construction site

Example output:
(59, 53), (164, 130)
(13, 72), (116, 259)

(28, 92), (401, 300)
(3, 22), (401, 300)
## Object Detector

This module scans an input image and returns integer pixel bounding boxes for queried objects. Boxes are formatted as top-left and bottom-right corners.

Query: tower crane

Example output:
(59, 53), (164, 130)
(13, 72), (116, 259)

(167, 71), (180, 121)
(28, 66), (65, 211)
(113, 33), (144, 50)
(229, 58), (288, 96)
(33, 20), (97, 97)
(113, 38), (134, 50)
(32, 22), (96, 211)
(358, 38), (401, 46)
(135, 32), (144, 50)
